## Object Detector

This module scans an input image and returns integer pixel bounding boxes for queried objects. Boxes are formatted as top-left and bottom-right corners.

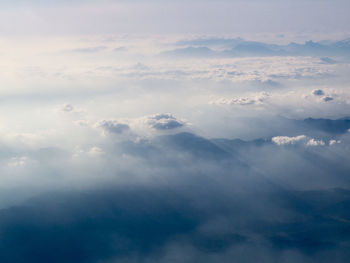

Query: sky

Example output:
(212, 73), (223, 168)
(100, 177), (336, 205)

(1, 0), (350, 35)
(1, 1), (350, 263)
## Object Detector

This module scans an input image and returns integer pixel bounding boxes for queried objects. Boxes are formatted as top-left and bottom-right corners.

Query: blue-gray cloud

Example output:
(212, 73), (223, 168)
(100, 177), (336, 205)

(147, 114), (185, 130)
(97, 120), (130, 134)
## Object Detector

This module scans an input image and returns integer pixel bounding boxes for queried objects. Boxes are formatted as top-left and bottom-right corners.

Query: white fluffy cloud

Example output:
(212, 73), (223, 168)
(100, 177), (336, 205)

(272, 135), (326, 147)
(306, 138), (326, 147)
(272, 135), (307, 145)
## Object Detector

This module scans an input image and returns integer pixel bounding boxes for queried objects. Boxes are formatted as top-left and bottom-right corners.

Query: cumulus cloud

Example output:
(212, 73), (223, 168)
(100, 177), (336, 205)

(96, 120), (130, 134)
(146, 114), (185, 130)
(272, 135), (307, 145)
(306, 138), (326, 146)
(272, 135), (328, 147)
(93, 114), (187, 138)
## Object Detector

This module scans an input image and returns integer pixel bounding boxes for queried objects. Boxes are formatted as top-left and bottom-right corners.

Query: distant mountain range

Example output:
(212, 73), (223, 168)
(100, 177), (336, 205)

(113, 118), (350, 171)
(161, 38), (350, 58)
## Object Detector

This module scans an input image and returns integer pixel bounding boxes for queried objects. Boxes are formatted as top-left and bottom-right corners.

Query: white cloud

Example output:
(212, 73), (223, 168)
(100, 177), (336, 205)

(329, 139), (341, 146)
(272, 135), (327, 147)
(306, 138), (325, 147)
(272, 135), (307, 145)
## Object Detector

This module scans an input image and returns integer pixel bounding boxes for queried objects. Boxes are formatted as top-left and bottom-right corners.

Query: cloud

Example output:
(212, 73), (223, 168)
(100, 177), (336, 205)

(175, 37), (244, 47)
(1, 34), (350, 263)
(93, 114), (187, 138)
(96, 120), (130, 134)
(87, 147), (105, 157)
(210, 92), (270, 106)
(329, 139), (341, 145)
(306, 138), (326, 146)
(211, 97), (255, 106)
(160, 46), (216, 58)
(146, 114), (185, 130)
(272, 135), (307, 145)
(272, 135), (328, 147)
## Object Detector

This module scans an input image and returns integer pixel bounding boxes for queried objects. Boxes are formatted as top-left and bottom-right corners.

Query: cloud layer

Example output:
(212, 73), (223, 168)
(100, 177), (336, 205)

(0, 34), (350, 263)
